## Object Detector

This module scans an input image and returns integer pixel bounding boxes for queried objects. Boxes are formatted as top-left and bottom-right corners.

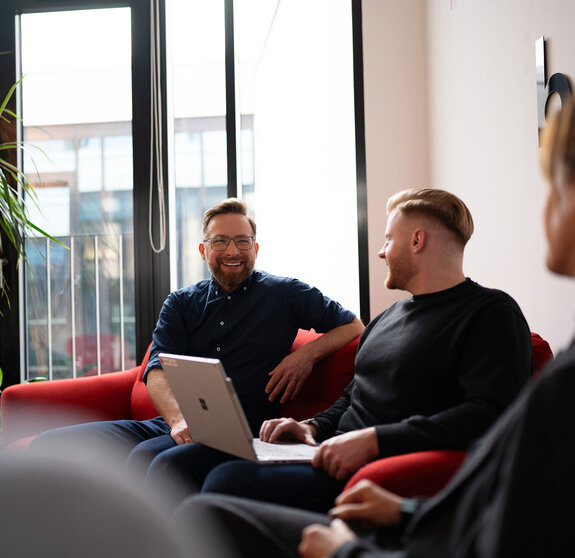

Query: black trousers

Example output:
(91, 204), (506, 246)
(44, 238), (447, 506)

(172, 493), (406, 558)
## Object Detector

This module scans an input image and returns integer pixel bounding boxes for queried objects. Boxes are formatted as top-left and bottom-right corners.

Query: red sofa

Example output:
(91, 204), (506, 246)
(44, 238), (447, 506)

(0, 329), (358, 448)
(0, 330), (553, 499)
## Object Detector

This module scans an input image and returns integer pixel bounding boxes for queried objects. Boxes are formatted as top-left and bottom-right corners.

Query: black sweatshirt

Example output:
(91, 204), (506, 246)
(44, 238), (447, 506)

(313, 279), (533, 457)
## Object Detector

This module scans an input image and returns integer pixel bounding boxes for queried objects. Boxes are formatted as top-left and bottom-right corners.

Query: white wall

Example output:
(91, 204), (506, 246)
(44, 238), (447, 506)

(362, 0), (431, 316)
(363, 0), (575, 353)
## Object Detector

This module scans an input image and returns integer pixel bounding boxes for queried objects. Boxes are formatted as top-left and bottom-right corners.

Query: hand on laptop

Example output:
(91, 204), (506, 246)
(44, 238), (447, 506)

(312, 428), (379, 481)
(259, 417), (317, 446)
(170, 419), (194, 445)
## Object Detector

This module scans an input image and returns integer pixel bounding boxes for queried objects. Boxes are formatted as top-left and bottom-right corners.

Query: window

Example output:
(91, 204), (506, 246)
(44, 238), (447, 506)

(0, 0), (366, 386)
(167, 0), (361, 313)
(20, 8), (135, 378)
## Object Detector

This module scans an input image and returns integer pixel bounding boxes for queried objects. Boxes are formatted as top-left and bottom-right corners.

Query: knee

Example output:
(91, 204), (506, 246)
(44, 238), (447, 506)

(146, 446), (176, 479)
(175, 493), (222, 517)
(202, 461), (260, 495)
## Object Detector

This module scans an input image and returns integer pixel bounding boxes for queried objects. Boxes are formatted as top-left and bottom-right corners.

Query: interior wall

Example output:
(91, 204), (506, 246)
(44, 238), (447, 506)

(361, 0), (431, 317)
(425, 0), (575, 353)
(362, 0), (575, 353)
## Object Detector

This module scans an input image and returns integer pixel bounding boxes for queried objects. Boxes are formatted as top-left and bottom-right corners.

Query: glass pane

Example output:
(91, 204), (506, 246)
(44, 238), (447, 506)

(235, 0), (360, 313)
(166, 0), (228, 290)
(20, 8), (136, 379)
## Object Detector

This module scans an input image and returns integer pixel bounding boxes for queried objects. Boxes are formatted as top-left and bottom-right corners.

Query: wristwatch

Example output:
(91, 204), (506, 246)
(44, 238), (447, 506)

(302, 418), (321, 437)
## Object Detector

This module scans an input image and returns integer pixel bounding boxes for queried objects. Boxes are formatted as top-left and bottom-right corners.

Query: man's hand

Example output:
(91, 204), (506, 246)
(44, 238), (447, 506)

(259, 417), (316, 446)
(266, 350), (315, 403)
(312, 428), (379, 481)
(298, 519), (356, 558)
(329, 479), (403, 529)
(266, 319), (364, 404)
(170, 419), (194, 445)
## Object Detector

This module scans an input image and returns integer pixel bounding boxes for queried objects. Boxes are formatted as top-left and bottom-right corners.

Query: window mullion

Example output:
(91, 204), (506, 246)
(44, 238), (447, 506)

(225, 0), (239, 198)
(131, 0), (171, 363)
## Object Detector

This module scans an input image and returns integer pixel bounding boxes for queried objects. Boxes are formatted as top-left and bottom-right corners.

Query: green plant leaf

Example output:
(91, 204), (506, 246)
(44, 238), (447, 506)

(0, 73), (68, 299)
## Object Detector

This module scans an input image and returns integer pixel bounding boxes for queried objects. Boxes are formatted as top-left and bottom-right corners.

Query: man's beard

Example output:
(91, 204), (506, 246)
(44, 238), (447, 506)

(209, 258), (254, 292)
(384, 253), (416, 291)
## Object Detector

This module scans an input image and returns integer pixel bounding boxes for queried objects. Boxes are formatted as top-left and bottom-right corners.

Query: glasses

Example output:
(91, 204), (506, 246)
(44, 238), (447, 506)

(203, 235), (255, 251)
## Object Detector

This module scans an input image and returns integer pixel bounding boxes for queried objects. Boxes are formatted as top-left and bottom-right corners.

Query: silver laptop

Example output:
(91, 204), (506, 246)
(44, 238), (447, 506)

(159, 353), (317, 463)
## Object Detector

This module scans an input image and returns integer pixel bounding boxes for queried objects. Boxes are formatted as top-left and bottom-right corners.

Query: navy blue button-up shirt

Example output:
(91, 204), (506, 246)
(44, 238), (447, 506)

(145, 270), (356, 432)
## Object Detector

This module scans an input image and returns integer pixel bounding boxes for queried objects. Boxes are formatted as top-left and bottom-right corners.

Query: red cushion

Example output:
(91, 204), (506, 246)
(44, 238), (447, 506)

(129, 345), (160, 420)
(531, 331), (553, 377)
(345, 450), (467, 497)
(0, 368), (139, 445)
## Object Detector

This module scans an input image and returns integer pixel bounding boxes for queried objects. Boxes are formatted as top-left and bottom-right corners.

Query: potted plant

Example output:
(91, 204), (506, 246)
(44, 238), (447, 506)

(0, 76), (64, 297)
(0, 76), (65, 385)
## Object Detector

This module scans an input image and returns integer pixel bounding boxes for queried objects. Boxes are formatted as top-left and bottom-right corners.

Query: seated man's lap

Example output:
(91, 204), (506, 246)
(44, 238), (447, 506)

(28, 416), (171, 459)
(174, 493), (331, 558)
(146, 442), (241, 496)
(175, 493), (407, 558)
(202, 460), (346, 514)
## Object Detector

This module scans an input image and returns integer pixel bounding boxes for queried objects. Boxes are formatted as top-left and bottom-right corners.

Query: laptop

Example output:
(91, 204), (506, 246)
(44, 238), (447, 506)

(159, 353), (318, 463)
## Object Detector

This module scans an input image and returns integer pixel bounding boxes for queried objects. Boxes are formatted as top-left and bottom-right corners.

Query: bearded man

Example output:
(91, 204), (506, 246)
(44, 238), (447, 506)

(29, 198), (363, 473)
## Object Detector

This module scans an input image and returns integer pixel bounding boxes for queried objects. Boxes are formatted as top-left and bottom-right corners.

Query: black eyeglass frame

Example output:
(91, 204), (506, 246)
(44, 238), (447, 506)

(203, 235), (256, 251)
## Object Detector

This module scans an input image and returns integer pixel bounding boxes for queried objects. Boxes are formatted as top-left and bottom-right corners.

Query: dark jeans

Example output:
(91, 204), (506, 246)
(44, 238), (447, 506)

(28, 416), (174, 476)
(201, 459), (347, 513)
(146, 442), (241, 496)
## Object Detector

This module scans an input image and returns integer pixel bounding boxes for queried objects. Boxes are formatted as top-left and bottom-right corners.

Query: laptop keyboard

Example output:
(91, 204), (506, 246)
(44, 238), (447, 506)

(252, 438), (317, 462)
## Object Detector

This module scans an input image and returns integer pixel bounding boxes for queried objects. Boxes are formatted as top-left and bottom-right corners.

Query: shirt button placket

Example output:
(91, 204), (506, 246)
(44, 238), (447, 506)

(215, 295), (232, 356)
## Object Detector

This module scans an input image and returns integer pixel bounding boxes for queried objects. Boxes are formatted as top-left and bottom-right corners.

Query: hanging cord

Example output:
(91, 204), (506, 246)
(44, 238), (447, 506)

(149, 0), (166, 253)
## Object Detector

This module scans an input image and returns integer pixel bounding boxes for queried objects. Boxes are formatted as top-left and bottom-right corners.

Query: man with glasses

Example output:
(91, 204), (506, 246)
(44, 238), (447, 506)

(142, 198), (363, 451)
(30, 198), (364, 478)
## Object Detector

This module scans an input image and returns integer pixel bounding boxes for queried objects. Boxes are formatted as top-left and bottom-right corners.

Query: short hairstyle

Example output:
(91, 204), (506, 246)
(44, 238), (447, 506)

(202, 198), (257, 238)
(387, 188), (474, 246)
(540, 98), (575, 189)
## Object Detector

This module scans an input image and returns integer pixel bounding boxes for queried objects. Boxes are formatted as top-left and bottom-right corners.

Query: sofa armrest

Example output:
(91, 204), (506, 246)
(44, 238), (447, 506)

(344, 450), (467, 498)
(1, 367), (139, 445)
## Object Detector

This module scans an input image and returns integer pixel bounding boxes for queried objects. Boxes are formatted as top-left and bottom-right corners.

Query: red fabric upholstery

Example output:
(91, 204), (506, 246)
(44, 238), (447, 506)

(530, 331), (554, 378)
(1, 330), (358, 448)
(1, 366), (141, 446)
(128, 346), (160, 421)
(345, 450), (467, 497)
(344, 331), (554, 497)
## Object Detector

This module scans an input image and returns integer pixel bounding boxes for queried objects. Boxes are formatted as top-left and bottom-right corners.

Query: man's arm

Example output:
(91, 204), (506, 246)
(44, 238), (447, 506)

(266, 317), (364, 403)
(146, 368), (193, 445)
